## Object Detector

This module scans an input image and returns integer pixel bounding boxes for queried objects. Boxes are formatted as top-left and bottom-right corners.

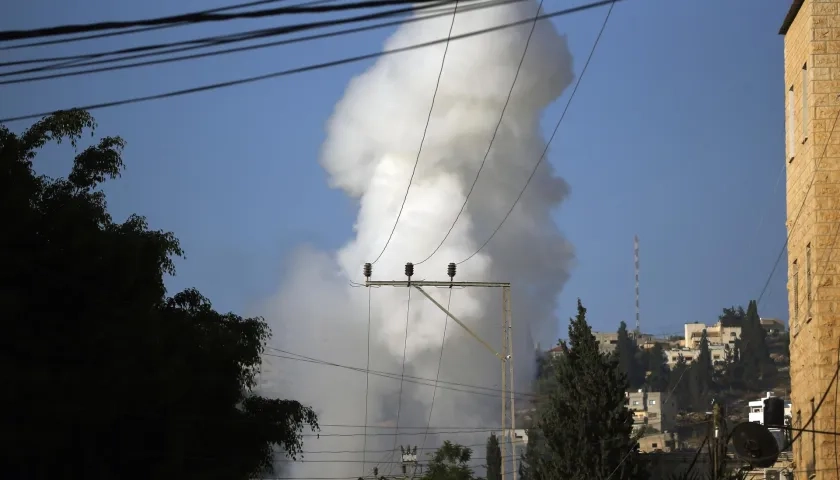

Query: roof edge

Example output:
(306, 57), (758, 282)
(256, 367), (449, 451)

(780, 0), (805, 35)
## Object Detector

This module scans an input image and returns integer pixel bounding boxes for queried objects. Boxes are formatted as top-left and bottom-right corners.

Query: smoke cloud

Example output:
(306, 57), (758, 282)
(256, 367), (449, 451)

(255, 1), (575, 477)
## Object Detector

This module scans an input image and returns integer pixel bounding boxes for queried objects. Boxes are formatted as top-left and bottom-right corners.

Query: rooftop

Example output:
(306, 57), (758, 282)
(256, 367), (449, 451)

(779, 0), (805, 35)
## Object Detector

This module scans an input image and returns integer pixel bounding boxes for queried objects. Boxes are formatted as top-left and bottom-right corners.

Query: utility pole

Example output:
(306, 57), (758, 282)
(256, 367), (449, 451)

(505, 286), (517, 480)
(709, 400), (727, 480)
(362, 262), (515, 480)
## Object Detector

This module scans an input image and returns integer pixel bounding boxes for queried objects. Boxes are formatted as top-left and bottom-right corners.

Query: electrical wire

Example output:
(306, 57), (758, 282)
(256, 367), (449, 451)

(420, 289), (454, 451)
(367, 0), (459, 266)
(0, 0), (623, 124)
(389, 287), (414, 470)
(0, 0), (298, 51)
(413, 0), (544, 265)
(263, 347), (538, 398)
(750, 337), (840, 465)
(0, 0), (486, 80)
(756, 103), (840, 308)
(456, 0), (616, 265)
(0, 0), (469, 43)
(0, 0), (508, 76)
(361, 286), (373, 476)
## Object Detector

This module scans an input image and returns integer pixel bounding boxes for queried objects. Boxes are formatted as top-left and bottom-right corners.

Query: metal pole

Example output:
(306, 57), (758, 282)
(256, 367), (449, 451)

(500, 288), (508, 480)
(505, 286), (517, 480)
(412, 285), (502, 359)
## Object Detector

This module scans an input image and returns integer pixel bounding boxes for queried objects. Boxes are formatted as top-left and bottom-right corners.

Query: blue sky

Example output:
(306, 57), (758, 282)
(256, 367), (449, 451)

(3, 0), (792, 342)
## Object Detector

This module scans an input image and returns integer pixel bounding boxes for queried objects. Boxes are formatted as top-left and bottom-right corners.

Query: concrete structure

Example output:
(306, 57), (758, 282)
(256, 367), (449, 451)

(748, 392), (793, 426)
(594, 332), (619, 353)
(626, 389), (677, 433)
(637, 432), (679, 453)
(760, 317), (788, 335)
(780, 1), (840, 478)
(663, 344), (727, 368)
(683, 321), (741, 348)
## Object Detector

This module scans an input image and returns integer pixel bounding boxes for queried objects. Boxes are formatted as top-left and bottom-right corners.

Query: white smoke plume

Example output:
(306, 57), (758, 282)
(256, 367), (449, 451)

(255, 1), (575, 477)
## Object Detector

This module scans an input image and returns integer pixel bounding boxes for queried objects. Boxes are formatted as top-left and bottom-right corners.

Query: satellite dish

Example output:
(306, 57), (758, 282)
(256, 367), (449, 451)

(730, 422), (780, 468)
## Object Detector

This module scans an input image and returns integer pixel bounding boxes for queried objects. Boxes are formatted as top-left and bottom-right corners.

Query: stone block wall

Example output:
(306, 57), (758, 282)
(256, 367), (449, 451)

(784, 1), (840, 479)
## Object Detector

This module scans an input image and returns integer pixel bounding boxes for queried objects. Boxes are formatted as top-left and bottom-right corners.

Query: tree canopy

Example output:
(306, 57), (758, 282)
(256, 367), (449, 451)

(486, 434), (502, 480)
(1, 111), (318, 480)
(521, 300), (647, 480)
(614, 321), (644, 389)
(423, 441), (477, 480)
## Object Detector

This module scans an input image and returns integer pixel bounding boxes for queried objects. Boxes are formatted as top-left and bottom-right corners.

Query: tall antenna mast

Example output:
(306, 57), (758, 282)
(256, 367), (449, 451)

(634, 235), (640, 336)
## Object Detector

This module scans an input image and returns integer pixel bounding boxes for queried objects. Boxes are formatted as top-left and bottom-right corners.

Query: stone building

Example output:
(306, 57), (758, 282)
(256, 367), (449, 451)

(780, 0), (840, 478)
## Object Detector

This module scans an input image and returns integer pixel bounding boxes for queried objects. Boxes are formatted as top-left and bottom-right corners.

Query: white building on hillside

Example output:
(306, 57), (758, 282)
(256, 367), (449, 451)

(683, 321), (741, 348)
(663, 344), (727, 368)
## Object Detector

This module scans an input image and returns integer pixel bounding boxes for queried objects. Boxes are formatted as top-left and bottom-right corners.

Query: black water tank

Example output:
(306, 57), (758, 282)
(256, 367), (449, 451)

(764, 396), (785, 427)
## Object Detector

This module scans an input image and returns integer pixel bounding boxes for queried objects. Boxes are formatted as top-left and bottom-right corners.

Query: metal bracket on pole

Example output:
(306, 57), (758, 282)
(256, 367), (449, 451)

(412, 285), (504, 360)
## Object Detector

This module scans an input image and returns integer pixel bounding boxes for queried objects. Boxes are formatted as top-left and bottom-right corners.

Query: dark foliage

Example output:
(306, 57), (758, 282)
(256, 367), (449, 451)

(521, 300), (648, 480)
(615, 321), (644, 389)
(422, 441), (476, 480)
(0, 111), (318, 480)
(486, 434), (502, 480)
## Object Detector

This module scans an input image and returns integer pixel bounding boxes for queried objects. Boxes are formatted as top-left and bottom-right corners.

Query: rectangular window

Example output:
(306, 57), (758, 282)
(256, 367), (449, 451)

(793, 259), (800, 326)
(789, 86), (796, 158)
(807, 243), (812, 319)
(649, 400), (657, 405)
(802, 63), (809, 140)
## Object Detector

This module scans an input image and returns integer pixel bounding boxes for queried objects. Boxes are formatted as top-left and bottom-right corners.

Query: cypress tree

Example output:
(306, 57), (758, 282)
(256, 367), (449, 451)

(739, 300), (776, 388)
(644, 343), (670, 393)
(486, 434), (501, 480)
(521, 300), (647, 480)
(688, 330), (715, 409)
(615, 321), (643, 389)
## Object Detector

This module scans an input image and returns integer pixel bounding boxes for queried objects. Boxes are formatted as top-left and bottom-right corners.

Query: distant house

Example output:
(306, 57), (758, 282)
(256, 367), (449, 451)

(759, 317), (786, 335)
(683, 321), (741, 349)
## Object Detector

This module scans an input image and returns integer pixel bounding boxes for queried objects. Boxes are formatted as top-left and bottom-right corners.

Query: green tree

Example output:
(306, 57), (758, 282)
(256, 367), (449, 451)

(486, 434), (502, 480)
(643, 343), (670, 392)
(615, 321), (643, 389)
(738, 300), (776, 389)
(667, 355), (691, 411)
(719, 306), (746, 327)
(688, 330), (715, 410)
(1, 111), (318, 480)
(423, 441), (476, 480)
(520, 300), (648, 480)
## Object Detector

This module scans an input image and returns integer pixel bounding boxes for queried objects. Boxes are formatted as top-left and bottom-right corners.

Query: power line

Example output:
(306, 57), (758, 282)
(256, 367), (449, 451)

(0, 0), (499, 76)
(756, 103), (840, 308)
(414, 0), (545, 266)
(367, 0), (459, 266)
(390, 287), (414, 463)
(362, 286), (373, 476)
(456, 0), (616, 265)
(0, 0), (465, 43)
(263, 348), (538, 398)
(420, 289), (454, 451)
(0, 0), (623, 124)
(0, 0), (296, 51)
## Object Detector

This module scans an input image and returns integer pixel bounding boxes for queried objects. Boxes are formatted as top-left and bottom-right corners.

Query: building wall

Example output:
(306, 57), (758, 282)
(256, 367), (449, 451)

(664, 344), (727, 367)
(626, 390), (677, 434)
(782, 1), (840, 479)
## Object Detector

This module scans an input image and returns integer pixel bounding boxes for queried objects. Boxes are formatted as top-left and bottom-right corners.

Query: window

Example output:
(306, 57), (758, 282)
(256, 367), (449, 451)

(793, 259), (800, 326)
(649, 400), (657, 405)
(788, 86), (796, 158)
(648, 412), (658, 419)
(730, 332), (736, 336)
(633, 401), (640, 406)
(802, 63), (809, 140)
(651, 443), (658, 449)
(807, 243), (812, 319)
